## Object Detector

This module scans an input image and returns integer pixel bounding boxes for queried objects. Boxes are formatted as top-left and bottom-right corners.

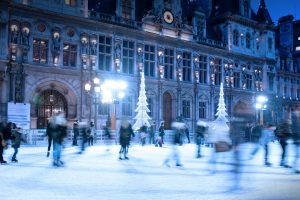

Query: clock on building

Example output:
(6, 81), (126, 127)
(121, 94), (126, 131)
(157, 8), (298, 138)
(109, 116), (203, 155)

(163, 11), (174, 24)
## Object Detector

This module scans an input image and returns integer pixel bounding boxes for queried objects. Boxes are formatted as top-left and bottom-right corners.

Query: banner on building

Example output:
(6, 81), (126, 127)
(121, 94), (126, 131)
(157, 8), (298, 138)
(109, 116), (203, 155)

(7, 102), (31, 129)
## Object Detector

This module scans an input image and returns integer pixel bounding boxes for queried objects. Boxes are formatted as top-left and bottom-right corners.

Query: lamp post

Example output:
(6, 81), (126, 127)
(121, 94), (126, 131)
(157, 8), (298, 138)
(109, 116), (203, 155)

(84, 77), (101, 129)
(100, 79), (127, 131)
(255, 95), (268, 125)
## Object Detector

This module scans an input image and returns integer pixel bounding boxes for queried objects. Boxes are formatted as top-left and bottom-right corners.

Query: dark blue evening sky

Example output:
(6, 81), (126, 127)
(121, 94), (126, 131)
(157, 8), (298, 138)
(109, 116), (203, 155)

(252, 0), (300, 24)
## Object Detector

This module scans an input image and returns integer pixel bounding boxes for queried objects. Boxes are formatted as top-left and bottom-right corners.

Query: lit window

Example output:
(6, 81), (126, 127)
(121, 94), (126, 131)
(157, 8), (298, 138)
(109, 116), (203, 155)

(296, 46), (300, 51)
(298, 36), (300, 41)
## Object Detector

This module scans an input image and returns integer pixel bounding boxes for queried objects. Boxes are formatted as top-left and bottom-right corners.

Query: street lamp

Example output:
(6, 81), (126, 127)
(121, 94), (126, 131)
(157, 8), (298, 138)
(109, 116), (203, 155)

(84, 77), (101, 129)
(256, 95), (268, 125)
(100, 79), (127, 131)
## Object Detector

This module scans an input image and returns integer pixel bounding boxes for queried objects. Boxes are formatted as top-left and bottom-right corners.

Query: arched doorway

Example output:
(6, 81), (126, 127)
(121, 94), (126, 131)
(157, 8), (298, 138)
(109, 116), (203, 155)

(36, 89), (68, 128)
(233, 101), (255, 122)
(163, 92), (172, 129)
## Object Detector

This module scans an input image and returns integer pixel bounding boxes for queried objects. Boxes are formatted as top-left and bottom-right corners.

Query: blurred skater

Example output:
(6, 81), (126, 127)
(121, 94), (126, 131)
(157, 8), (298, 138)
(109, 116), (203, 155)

(119, 118), (135, 160)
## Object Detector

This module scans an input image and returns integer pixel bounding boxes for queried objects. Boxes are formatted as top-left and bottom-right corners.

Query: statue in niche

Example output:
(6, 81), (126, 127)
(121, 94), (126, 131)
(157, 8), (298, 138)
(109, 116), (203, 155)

(137, 48), (143, 64)
(52, 34), (60, 53)
(81, 40), (88, 55)
(21, 28), (30, 46)
(90, 41), (96, 55)
(14, 64), (24, 102)
(176, 54), (182, 68)
(114, 42), (121, 60)
(10, 28), (19, 44)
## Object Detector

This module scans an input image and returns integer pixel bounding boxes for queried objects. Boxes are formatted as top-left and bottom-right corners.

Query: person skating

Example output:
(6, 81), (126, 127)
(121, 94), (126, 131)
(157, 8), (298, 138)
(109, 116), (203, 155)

(11, 127), (26, 162)
(158, 122), (165, 144)
(119, 118), (134, 160)
(0, 122), (7, 164)
(1, 122), (14, 164)
(46, 121), (53, 157)
(139, 123), (148, 146)
(88, 122), (95, 146)
(149, 122), (155, 144)
(291, 108), (300, 174)
(195, 120), (208, 158)
(275, 119), (293, 168)
(72, 120), (79, 146)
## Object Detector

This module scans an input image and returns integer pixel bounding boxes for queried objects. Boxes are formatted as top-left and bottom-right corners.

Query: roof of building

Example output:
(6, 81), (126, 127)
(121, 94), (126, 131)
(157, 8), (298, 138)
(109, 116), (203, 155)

(256, 0), (273, 25)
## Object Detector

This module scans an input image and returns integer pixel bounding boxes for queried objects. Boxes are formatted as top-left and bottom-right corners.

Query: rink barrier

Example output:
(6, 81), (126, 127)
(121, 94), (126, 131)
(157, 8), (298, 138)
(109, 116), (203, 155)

(21, 129), (196, 145)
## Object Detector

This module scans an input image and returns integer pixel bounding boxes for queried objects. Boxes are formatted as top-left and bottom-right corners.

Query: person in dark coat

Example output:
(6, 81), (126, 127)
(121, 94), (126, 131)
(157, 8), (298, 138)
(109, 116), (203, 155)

(275, 119), (292, 168)
(185, 126), (191, 143)
(291, 109), (300, 173)
(48, 112), (67, 167)
(195, 121), (208, 158)
(149, 122), (155, 144)
(46, 121), (53, 157)
(119, 119), (134, 160)
(72, 120), (79, 146)
(11, 127), (26, 162)
(1, 122), (13, 164)
(0, 122), (7, 164)
(139, 124), (148, 146)
(158, 122), (165, 144)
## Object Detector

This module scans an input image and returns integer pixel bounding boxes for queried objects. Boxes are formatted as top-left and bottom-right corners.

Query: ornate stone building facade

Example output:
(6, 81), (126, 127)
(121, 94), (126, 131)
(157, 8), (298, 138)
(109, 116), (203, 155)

(0, 0), (294, 132)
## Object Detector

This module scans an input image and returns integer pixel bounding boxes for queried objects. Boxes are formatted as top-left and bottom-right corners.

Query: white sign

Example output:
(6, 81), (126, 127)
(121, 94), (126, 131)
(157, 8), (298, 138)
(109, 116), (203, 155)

(7, 102), (31, 129)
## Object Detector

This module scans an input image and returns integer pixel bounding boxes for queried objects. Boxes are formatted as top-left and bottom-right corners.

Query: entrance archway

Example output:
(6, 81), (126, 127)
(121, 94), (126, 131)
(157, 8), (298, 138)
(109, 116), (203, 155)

(36, 89), (68, 128)
(163, 92), (172, 129)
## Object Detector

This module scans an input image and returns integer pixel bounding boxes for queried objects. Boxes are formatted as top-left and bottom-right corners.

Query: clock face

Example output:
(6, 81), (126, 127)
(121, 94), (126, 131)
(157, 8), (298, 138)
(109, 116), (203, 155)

(163, 11), (174, 24)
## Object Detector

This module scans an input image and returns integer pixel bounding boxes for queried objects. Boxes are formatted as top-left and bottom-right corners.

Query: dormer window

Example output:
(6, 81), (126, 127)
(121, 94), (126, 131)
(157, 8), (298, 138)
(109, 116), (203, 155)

(233, 30), (239, 46)
(268, 37), (273, 51)
(121, 0), (132, 20)
(246, 33), (251, 49)
(243, 0), (249, 18)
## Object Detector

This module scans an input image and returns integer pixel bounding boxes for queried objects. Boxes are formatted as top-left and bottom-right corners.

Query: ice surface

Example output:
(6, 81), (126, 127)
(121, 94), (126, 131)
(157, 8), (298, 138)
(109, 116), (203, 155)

(0, 142), (299, 200)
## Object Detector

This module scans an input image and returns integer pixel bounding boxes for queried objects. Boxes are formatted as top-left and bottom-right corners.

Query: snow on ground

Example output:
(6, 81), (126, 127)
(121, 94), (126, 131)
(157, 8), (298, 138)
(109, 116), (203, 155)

(1, 141), (300, 200)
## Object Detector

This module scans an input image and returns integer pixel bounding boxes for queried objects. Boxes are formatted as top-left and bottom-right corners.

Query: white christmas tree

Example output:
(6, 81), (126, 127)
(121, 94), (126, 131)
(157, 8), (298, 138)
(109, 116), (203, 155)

(132, 72), (151, 130)
(208, 82), (231, 144)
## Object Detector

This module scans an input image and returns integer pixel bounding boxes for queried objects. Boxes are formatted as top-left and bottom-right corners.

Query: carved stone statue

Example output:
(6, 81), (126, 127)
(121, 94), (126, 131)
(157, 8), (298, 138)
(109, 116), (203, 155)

(10, 29), (19, 44)
(21, 29), (30, 46)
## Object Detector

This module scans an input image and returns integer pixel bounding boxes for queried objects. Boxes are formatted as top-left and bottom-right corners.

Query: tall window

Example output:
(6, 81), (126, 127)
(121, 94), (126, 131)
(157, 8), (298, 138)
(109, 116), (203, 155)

(98, 103), (110, 115)
(33, 38), (48, 64)
(144, 44), (155, 77)
(63, 43), (77, 67)
(246, 74), (252, 90)
(233, 30), (239, 46)
(297, 88), (300, 99)
(121, 0), (132, 19)
(233, 72), (240, 88)
(268, 37), (273, 51)
(147, 97), (153, 117)
(199, 102), (206, 119)
(199, 55), (207, 84)
(182, 100), (190, 118)
(98, 35), (112, 71)
(268, 73), (274, 91)
(182, 52), (191, 82)
(122, 40), (134, 74)
(243, 0), (249, 17)
(246, 33), (251, 49)
(65, 0), (76, 6)
(164, 48), (174, 80)
(214, 59), (222, 85)
(122, 96), (132, 116)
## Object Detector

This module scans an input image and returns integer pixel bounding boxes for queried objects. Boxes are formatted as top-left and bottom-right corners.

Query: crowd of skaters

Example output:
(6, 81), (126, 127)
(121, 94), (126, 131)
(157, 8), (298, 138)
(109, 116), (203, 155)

(0, 109), (299, 177)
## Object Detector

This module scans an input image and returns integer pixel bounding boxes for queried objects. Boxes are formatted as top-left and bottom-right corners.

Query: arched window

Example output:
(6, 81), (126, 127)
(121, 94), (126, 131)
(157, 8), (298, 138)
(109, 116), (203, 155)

(121, 0), (132, 20)
(246, 33), (251, 49)
(233, 29), (239, 46)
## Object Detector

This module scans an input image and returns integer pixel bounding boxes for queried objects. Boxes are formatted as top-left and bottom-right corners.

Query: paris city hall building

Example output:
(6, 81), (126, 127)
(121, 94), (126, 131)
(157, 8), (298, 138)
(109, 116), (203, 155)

(0, 0), (299, 133)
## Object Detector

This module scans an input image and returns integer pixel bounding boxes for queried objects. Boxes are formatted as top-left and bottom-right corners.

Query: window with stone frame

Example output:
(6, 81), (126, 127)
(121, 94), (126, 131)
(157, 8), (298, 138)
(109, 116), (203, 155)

(65, 0), (76, 6)
(98, 35), (112, 71)
(214, 59), (222, 85)
(182, 100), (191, 118)
(297, 88), (300, 99)
(268, 73), (274, 91)
(246, 33), (251, 49)
(199, 55), (207, 84)
(122, 40), (134, 74)
(63, 43), (77, 67)
(147, 97), (153, 117)
(291, 87), (295, 98)
(246, 74), (252, 90)
(243, 0), (249, 17)
(182, 52), (192, 82)
(268, 37), (273, 51)
(33, 38), (48, 64)
(144, 44), (155, 77)
(122, 96), (132, 116)
(164, 48), (174, 80)
(199, 101), (206, 119)
(121, 0), (132, 20)
(284, 85), (287, 97)
(233, 72), (240, 88)
(233, 29), (239, 46)
(98, 103), (110, 115)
